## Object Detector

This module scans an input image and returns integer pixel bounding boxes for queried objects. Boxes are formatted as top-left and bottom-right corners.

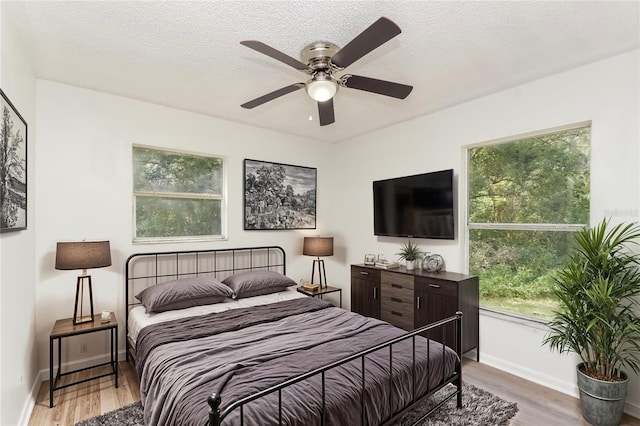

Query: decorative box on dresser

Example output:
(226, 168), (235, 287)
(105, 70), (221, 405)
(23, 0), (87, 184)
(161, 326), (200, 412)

(350, 264), (479, 360)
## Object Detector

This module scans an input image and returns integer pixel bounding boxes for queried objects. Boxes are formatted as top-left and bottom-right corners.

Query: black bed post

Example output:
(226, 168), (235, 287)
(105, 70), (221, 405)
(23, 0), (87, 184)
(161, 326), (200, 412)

(455, 311), (463, 408)
(208, 393), (222, 426)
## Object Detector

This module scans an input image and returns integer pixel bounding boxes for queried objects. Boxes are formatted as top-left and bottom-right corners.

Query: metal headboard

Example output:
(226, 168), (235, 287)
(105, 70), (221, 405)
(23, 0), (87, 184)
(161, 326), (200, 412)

(124, 246), (286, 361)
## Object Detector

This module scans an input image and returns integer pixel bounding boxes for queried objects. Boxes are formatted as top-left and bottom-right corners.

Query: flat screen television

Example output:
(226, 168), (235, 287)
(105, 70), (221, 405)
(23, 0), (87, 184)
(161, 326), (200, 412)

(373, 169), (454, 240)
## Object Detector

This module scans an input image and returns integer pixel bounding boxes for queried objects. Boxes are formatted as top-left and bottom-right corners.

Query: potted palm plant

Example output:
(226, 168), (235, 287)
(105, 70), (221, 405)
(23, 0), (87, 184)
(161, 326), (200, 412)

(396, 241), (422, 270)
(543, 219), (640, 426)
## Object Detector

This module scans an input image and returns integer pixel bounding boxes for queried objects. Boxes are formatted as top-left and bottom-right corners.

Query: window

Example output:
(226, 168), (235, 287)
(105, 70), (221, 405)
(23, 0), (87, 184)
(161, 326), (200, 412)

(133, 146), (224, 242)
(467, 125), (590, 320)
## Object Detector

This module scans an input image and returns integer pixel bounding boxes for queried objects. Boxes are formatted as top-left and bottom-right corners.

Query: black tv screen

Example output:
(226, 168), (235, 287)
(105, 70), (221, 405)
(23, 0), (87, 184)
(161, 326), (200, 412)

(373, 169), (454, 239)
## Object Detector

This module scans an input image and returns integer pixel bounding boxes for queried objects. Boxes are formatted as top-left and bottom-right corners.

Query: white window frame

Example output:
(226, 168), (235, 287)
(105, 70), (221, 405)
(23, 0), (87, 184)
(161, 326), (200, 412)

(462, 122), (591, 320)
(132, 144), (227, 243)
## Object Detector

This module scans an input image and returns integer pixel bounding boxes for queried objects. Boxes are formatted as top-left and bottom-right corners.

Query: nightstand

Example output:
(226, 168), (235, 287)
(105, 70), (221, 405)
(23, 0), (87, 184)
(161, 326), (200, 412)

(296, 285), (342, 308)
(49, 314), (118, 407)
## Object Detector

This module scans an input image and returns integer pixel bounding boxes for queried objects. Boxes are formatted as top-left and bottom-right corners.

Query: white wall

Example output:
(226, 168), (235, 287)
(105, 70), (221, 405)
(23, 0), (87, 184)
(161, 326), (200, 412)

(330, 50), (640, 415)
(34, 80), (333, 377)
(10, 24), (639, 423)
(0, 6), (38, 425)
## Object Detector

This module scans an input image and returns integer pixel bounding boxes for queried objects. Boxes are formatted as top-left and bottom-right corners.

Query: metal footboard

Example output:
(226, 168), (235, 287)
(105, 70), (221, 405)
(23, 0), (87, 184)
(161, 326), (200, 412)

(207, 312), (463, 426)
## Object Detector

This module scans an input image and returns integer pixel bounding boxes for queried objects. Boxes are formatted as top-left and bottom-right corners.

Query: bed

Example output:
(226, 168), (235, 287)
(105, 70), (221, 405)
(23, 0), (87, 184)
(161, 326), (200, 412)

(125, 246), (462, 426)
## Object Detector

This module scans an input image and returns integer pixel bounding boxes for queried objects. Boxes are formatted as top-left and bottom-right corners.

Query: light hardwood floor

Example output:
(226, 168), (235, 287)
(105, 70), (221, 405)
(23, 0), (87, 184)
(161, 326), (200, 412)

(29, 362), (140, 426)
(29, 358), (640, 425)
(462, 359), (640, 426)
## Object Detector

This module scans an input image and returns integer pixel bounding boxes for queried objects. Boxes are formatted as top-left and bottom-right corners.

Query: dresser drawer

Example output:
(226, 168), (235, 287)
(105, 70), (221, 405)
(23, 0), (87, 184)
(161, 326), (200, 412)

(382, 281), (414, 300)
(416, 277), (457, 298)
(380, 272), (414, 330)
(381, 271), (414, 290)
(381, 297), (414, 331)
(351, 266), (381, 281)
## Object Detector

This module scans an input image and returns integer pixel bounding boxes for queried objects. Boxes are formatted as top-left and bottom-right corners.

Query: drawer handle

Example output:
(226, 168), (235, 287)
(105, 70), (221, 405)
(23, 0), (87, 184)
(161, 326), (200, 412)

(417, 296), (422, 310)
(428, 284), (440, 288)
(391, 297), (402, 303)
(373, 287), (378, 300)
(391, 311), (403, 317)
(360, 271), (369, 276)
(391, 283), (403, 289)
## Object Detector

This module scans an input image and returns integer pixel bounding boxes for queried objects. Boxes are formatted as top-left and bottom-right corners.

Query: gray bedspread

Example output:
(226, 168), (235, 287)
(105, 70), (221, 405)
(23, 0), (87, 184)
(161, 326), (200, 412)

(136, 297), (459, 426)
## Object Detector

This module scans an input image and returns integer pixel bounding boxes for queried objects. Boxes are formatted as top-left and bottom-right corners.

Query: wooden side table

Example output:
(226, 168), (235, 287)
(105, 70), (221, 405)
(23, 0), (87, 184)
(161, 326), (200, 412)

(296, 285), (342, 308)
(49, 314), (118, 407)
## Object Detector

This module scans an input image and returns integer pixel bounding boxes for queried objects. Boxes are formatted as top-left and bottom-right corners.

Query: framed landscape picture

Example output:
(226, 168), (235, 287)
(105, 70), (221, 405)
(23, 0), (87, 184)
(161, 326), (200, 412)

(244, 159), (316, 230)
(0, 89), (27, 232)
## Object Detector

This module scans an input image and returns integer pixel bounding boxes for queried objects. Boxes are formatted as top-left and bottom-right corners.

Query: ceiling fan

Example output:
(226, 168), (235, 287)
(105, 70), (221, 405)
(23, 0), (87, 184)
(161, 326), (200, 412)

(240, 17), (413, 126)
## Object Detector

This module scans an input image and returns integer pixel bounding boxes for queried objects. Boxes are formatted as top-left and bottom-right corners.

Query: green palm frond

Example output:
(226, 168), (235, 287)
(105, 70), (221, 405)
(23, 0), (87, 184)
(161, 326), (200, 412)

(543, 218), (640, 380)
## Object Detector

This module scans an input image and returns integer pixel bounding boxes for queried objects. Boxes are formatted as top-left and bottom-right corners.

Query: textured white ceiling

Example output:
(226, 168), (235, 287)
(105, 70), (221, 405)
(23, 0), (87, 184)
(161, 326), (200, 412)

(4, 1), (639, 143)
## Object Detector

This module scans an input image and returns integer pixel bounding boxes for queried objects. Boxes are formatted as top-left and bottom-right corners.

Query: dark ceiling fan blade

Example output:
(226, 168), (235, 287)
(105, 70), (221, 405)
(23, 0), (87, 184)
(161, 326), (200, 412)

(342, 74), (413, 99)
(241, 83), (305, 109)
(318, 99), (335, 126)
(241, 40), (311, 72)
(330, 17), (401, 69)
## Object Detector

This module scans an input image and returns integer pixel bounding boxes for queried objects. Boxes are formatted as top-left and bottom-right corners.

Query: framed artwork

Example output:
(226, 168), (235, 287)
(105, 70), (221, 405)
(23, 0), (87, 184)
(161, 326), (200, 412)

(0, 89), (27, 232)
(244, 159), (316, 230)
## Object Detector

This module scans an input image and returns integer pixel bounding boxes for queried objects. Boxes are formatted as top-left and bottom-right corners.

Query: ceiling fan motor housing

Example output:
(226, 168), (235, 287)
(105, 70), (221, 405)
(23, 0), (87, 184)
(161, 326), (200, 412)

(301, 41), (341, 72)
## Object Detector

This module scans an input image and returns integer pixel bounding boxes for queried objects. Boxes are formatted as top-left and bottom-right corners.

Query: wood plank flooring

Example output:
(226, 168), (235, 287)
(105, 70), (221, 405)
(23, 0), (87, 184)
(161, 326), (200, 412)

(29, 358), (640, 425)
(29, 361), (139, 426)
(461, 359), (640, 426)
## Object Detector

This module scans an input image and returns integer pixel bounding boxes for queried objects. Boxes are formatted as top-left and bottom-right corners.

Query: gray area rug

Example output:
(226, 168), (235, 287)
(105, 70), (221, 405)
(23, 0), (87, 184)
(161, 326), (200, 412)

(74, 381), (517, 426)
(393, 381), (518, 425)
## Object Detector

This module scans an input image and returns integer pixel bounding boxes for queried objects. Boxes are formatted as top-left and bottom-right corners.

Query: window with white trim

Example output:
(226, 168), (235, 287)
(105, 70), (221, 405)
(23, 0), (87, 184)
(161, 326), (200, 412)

(467, 125), (590, 320)
(133, 145), (225, 242)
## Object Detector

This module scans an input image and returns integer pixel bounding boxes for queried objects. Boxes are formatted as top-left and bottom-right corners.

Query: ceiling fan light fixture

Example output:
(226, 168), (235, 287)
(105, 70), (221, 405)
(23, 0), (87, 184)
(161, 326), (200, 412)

(240, 17), (412, 126)
(306, 75), (338, 102)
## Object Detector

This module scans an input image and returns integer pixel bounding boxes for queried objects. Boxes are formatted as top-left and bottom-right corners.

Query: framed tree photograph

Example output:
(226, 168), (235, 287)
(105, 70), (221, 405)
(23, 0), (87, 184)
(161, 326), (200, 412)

(0, 89), (27, 232)
(244, 159), (316, 230)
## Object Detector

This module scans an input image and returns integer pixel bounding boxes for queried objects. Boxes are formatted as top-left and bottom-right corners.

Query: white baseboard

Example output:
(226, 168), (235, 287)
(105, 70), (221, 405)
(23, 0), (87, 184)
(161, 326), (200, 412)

(625, 400), (640, 420)
(21, 349), (129, 424)
(480, 352), (640, 419)
(624, 400), (640, 419)
(480, 352), (579, 397)
(17, 375), (40, 426)
(37, 349), (128, 383)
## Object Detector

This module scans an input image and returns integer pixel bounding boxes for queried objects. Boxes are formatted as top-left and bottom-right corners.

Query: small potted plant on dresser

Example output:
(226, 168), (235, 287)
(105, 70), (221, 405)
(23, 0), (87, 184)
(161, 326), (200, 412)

(543, 219), (640, 426)
(396, 241), (422, 270)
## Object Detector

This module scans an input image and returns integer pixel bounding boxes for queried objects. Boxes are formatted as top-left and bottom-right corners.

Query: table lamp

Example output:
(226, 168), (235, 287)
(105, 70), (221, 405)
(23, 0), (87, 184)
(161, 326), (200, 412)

(303, 236), (334, 289)
(55, 241), (112, 325)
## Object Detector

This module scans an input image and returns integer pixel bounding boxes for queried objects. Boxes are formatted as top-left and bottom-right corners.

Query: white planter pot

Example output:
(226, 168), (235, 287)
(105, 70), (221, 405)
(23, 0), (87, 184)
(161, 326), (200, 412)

(406, 260), (415, 270)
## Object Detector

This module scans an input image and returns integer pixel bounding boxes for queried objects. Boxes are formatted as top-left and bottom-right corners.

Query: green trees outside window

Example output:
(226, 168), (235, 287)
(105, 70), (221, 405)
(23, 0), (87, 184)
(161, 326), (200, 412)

(133, 146), (224, 241)
(468, 126), (590, 320)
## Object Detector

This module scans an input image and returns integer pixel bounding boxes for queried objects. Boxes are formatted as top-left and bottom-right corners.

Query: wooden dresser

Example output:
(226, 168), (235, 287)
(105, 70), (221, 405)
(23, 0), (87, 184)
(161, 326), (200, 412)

(351, 264), (479, 359)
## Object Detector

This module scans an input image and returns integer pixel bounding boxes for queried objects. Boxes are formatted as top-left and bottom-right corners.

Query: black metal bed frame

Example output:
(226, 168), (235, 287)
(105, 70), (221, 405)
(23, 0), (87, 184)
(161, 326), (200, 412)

(125, 246), (286, 362)
(124, 246), (462, 426)
(208, 314), (462, 426)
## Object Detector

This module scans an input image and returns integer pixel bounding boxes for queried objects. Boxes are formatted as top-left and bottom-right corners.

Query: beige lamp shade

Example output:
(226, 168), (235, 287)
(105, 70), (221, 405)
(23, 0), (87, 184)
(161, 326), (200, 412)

(303, 237), (334, 257)
(55, 241), (112, 271)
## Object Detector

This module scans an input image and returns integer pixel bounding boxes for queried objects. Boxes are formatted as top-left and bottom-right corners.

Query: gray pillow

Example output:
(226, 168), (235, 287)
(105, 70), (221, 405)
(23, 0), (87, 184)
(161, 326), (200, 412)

(135, 276), (233, 313)
(222, 270), (296, 299)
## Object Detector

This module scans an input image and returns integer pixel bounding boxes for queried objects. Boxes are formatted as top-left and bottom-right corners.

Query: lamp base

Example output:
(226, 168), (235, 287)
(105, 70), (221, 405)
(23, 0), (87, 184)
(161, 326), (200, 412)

(73, 275), (95, 325)
(74, 315), (94, 325)
(310, 258), (328, 289)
